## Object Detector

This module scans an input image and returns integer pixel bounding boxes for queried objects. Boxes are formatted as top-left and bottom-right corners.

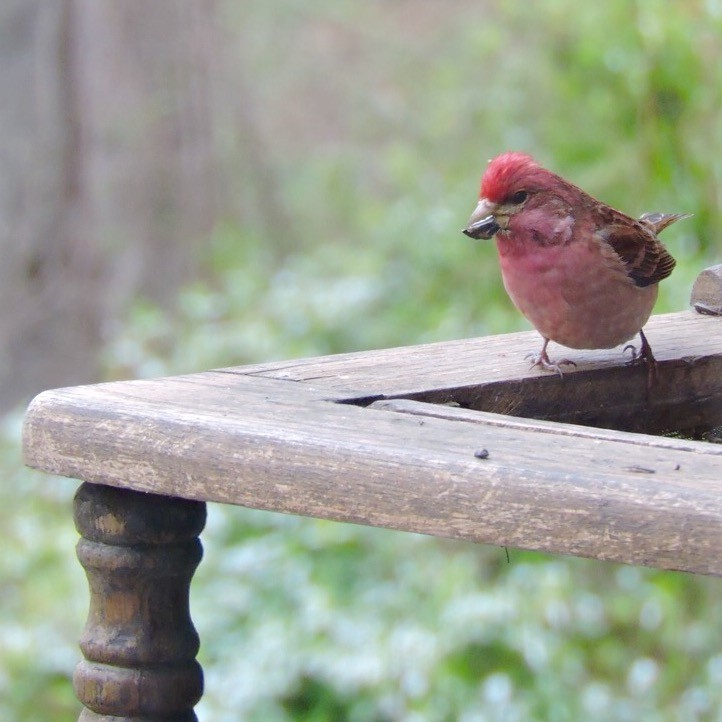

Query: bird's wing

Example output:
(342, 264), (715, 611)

(594, 207), (677, 288)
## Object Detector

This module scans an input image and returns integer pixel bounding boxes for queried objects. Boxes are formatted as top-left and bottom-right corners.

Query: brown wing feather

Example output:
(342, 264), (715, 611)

(594, 206), (678, 288)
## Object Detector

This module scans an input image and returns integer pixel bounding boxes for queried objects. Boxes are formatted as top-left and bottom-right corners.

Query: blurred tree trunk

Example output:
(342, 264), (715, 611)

(76, 0), (218, 309)
(0, 0), (218, 413)
(0, 0), (103, 412)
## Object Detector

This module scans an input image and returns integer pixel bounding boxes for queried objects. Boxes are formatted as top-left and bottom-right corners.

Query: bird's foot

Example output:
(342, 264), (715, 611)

(624, 330), (657, 390)
(525, 350), (576, 379)
(622, 343), (640, 364)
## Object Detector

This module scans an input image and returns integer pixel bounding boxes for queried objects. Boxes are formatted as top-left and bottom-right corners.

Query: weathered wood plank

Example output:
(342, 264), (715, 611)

(370, 398), (722, 455)
(22, 371), (722, 576)
(227, 311), (722, 396)
(221, 311), (722, 435)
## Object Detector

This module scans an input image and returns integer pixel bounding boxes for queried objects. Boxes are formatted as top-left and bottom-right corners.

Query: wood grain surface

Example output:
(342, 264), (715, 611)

(23, 310), (722, 575)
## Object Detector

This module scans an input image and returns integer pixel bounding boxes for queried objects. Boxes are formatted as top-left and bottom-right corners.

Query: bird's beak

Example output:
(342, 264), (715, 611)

(462, 198), (500, 239)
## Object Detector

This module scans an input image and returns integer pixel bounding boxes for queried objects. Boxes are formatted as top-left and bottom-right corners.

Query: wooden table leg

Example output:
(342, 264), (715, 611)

(72, 482), (206, 722)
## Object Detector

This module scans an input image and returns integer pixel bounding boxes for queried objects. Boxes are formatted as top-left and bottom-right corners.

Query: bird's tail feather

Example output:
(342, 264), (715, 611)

(639, 212), (693, 234)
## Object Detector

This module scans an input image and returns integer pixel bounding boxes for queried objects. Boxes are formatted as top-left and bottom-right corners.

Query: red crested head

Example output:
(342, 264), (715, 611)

(480, 152), (541, 203)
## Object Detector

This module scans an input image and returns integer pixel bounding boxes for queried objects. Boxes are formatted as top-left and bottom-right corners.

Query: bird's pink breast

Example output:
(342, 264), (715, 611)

(496, 234), (658, 349)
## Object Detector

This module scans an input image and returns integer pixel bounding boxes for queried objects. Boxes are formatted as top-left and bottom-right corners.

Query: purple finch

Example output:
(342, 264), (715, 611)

(463, 152), (689, 379)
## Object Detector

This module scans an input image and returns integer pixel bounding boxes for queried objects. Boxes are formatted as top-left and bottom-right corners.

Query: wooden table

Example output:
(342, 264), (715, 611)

(22, 269), (722, 721)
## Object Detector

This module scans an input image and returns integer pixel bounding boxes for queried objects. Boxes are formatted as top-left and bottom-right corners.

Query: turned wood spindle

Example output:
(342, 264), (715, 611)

(73, 482), (206, 722)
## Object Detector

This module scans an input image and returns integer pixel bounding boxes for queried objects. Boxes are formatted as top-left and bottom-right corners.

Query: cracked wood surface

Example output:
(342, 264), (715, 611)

(22, 310), (722, 575)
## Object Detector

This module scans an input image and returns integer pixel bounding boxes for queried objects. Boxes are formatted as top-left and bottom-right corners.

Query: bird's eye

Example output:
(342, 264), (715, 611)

(510, 190), (528, 204)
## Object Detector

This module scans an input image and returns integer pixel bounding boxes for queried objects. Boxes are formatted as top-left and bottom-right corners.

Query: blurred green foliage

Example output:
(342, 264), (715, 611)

(4, 1), (722, 720)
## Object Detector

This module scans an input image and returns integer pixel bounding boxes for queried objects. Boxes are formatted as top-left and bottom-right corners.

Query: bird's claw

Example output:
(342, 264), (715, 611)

(637, 330), (658, 390)
(622, 343), (640, 365)
(525, 351), (576, 379)
(624, 332), (658, 390)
